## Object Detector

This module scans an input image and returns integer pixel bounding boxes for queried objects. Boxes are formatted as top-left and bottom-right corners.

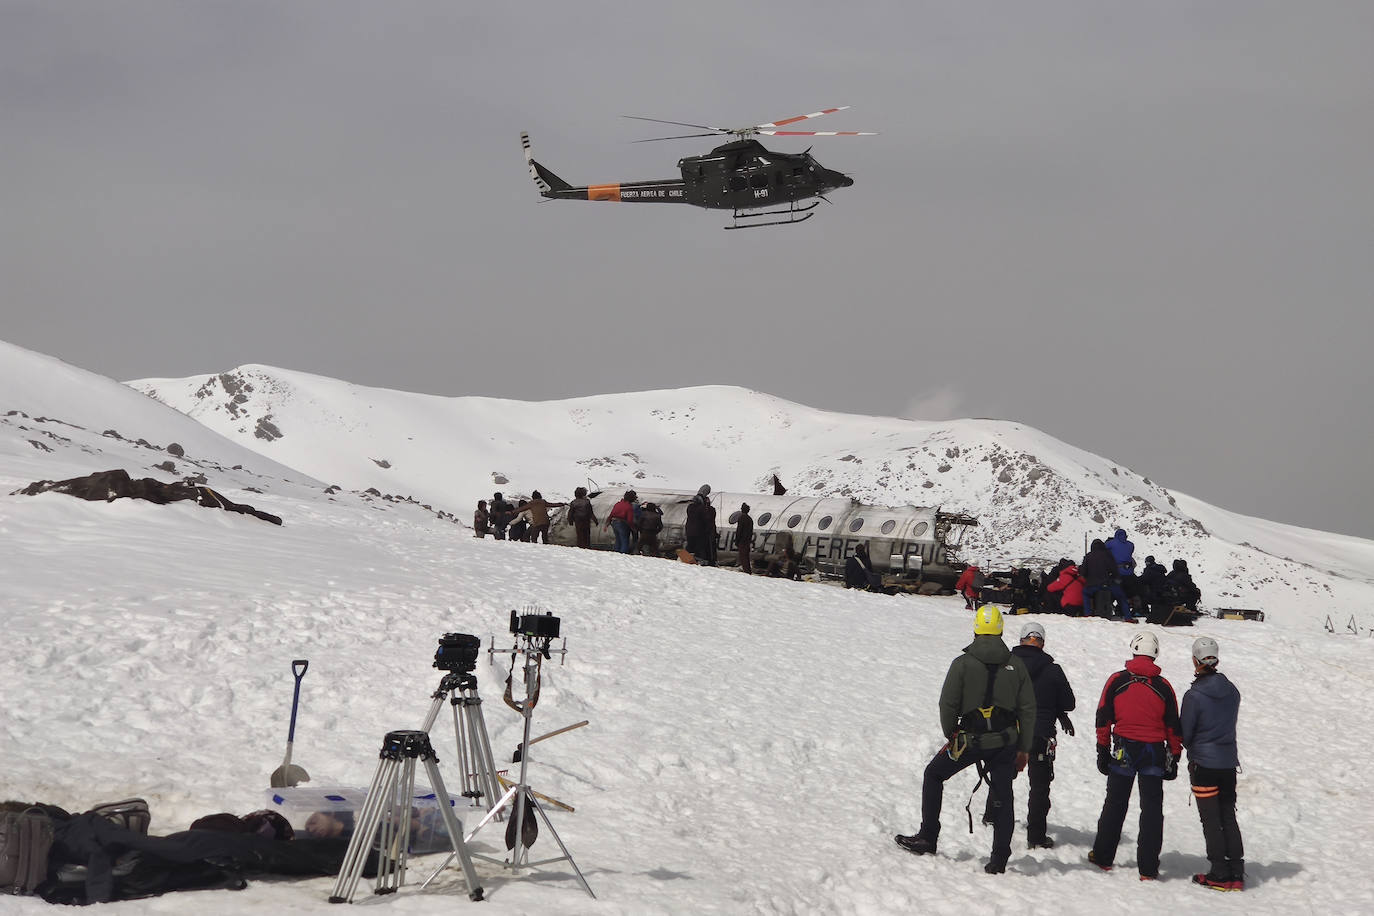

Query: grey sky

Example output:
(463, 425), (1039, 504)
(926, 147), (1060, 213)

(5, 2), (1372, 538)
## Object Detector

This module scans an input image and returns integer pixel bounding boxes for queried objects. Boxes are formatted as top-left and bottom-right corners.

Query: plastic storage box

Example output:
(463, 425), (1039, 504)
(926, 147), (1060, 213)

(264, 785), (463, 854)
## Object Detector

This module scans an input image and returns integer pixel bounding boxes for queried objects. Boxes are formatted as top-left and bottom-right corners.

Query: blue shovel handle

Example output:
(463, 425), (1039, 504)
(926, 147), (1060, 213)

(287, 660), (309, 741)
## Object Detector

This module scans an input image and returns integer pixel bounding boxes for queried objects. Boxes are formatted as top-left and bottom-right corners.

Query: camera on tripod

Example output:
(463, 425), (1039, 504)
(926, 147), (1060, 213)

(510, 610), (561, 639)
(434, 633), (481, 672)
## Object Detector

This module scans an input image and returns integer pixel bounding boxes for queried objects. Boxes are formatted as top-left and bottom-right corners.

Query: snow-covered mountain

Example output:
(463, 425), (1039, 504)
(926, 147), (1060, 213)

(130, 364), (1374, 627)
(6, 338), (1374, 913)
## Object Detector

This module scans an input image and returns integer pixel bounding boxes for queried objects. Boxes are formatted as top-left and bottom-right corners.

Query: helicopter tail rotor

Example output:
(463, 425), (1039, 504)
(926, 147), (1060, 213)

(521, 132), (572, 196)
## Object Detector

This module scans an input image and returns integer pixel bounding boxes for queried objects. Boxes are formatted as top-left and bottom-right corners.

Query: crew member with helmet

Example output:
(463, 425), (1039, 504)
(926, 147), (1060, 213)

(1089, 630), (1182, 880)
(983, 621), (1076, 849)
(1181, 635), (1245, 891)
(896, 605), (1036, 874)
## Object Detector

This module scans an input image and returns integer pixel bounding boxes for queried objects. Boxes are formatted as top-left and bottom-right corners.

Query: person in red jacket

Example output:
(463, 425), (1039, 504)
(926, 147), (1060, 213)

(1045, 564), (1084, 614)
(604, 490), (637, 554)
(1089, 630), (1182, 880)
(954, 564), (983, 609)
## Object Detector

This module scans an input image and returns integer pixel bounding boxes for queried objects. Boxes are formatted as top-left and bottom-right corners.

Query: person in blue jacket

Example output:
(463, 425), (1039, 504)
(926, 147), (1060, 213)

(1181, 636), (1245, 892)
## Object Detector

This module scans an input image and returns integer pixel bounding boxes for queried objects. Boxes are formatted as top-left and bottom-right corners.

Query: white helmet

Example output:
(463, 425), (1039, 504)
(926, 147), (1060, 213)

(1130, 631), (1159, 659)
(1192, 636), (1220, 666)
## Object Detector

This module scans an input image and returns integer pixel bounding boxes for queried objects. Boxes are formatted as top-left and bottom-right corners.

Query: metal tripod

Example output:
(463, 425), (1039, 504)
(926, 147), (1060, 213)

(427, 633), (594, 898)
(420, 670), (503, 815)
(328, 730), (483, 903)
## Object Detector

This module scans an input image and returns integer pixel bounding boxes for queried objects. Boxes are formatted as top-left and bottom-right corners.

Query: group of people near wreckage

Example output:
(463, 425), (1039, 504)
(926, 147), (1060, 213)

(471, 485), (806, 577)
(956, 528), (1204, 625)
(896, 607), (1246, 891)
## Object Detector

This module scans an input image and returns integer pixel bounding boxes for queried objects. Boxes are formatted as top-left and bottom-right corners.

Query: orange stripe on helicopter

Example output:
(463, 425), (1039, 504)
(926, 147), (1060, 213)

(587, 183), (621, 202)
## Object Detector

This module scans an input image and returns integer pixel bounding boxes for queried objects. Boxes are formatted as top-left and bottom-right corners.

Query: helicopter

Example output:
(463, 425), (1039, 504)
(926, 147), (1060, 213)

(521, 107), (875, 229)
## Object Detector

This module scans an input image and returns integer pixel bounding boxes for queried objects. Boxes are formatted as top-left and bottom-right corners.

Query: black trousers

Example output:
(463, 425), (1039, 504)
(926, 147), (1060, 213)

(983, 736), (1054, 841)
(1192, 765), (1244, 879)
(1091, 770), (1165, 876)
(918, 742), (1017, 866)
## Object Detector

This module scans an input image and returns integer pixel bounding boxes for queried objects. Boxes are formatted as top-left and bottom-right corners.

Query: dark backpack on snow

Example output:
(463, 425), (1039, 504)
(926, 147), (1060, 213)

(1, 803), (55, 895)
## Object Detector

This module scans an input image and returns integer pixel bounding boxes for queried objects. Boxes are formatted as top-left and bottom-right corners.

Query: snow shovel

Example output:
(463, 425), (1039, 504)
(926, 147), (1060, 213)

(270, 659), (311, 787)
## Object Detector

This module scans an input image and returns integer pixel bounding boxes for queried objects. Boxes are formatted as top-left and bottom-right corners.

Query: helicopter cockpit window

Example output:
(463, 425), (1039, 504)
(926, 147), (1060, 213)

(728, 175), (748, 191)
(749, 173), (768, 189)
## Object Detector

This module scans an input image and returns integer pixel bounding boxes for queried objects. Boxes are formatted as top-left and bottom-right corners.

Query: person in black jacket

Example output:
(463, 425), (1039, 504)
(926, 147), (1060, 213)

(684, 485), (716, 565)
(735, 503), (755, 574)
(983, 620), (1076, 848)
(844, 543), (877, 590)
(1081, 539), (1130, 619)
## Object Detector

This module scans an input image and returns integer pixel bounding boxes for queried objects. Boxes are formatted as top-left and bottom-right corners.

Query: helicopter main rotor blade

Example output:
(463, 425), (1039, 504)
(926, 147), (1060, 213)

(757, 130), (878, 136)
(754, 107), (850, 130)
(630, 132), (725, 143)
(622, 115), (727, 132)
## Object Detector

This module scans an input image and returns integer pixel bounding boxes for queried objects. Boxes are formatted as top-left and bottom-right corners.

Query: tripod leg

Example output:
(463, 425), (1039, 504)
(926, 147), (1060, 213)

(527, 795), (596, 899)
(330, 756), (399, 903)
(420, 757), (484, 900)
(465, 692), (504, 812)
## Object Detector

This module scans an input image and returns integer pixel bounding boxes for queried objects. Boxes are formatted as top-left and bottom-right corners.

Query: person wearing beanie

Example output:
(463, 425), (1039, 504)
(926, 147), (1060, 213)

(1181, 636), (1245, 891)
(735, 502), (755, 574)
(982, 621), (1076, 848)
(896, 605), (1036, 875)
(1089, 630), (1183, 880)
(685, 484), (716, 565)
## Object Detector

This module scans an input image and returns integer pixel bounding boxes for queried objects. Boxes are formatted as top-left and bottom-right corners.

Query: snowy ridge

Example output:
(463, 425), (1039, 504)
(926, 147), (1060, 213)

(5, 339), (1374, 912)
(131, 364), (1374, 626)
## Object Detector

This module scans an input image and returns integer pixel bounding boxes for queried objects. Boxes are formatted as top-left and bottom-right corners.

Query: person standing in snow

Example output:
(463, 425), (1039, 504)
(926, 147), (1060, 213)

(1081, 539), (1129, 619)
(685, 484), (715, 565)
(954, 562), (983, 610)
(566, 486), (597, 549)
(604, 490), (637, 554)
(489, 492), (513, 541)
(637, 502), (664, 556)
(983, 621), (1076, 848)
(473, 500), (489, 539)
(1181, 636), (1245, 892)
(513, 490), (566, 545)
(735, 502), (755, 574)
(1089, 631), (1182, 880)
(896, 605), (1036, 875)
(844, 543), (876, 590)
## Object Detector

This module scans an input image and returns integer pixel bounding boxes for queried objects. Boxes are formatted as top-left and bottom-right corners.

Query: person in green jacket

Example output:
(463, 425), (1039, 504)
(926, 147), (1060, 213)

(896, 605), (1037, 874)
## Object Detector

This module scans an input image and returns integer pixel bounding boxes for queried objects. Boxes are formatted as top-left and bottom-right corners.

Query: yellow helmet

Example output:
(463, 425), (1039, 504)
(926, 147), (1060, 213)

(973, 605), (1004, 636)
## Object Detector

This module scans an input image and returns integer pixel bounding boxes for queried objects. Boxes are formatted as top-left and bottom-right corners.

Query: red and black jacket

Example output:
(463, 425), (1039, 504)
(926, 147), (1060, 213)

(1095, 655), (1182, 756)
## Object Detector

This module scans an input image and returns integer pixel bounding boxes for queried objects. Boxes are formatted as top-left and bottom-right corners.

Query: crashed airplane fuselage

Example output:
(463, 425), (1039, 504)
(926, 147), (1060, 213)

(547, 488), (977, 581)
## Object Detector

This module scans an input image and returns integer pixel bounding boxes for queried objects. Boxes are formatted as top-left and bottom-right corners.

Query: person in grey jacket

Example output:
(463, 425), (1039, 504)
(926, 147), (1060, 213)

(1180, 635), (1245, 892)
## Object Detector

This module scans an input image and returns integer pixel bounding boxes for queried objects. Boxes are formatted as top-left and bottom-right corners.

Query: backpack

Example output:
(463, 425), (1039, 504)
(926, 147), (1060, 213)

(0, 803), (55, 895)
(87, 798), (150, 836)
(971, 569), (986, 590)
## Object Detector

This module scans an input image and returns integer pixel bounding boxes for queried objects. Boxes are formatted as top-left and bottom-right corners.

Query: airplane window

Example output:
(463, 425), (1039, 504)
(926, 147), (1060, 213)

(750, 173), (768, 189)
(818, 515), (833, 530)
(758, 512), (773, 525)
(881, 520), (897, 534)
(729, 175), (748, 191)
(850, 518), (865, 532)
(787, 514), (802, 528)
(913, 521), (929, 537)
(728, 511), (741, 524)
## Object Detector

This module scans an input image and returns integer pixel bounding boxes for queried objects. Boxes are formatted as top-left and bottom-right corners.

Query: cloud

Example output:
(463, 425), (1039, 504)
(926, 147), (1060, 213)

(901, 387), (963, 421)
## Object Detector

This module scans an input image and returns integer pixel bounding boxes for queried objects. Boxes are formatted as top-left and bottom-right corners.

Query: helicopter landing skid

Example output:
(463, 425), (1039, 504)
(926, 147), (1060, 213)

(725, 200), (820, 230)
